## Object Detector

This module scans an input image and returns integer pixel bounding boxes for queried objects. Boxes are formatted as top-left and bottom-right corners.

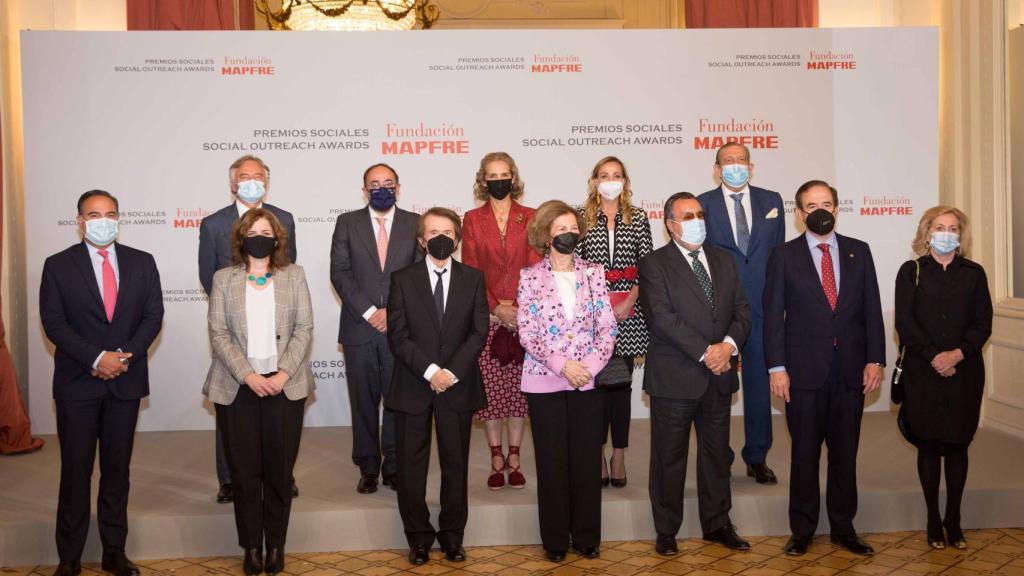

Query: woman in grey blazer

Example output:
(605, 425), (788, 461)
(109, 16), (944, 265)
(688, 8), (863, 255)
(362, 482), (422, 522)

(203, 208), (314, 576)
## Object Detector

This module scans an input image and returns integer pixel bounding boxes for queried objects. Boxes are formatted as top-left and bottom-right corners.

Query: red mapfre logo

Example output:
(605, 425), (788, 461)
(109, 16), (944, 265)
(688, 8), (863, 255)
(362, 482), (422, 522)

(531, 53), (582, 73)
(222, 56), (275, 75)
(807, 50), (857, 70)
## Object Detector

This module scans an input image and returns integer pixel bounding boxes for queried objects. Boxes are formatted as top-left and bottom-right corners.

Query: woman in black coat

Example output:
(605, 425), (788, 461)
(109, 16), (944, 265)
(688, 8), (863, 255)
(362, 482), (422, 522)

(895, 205), (992, 551)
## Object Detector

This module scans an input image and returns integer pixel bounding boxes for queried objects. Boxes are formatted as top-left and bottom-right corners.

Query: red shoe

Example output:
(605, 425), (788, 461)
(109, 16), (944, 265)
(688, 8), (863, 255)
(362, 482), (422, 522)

(507, 445), (526, 489)
(488, 445), (506, 490)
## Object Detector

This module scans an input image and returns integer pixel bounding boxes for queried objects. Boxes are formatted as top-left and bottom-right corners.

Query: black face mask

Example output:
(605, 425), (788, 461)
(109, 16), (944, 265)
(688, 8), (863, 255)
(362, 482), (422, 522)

(551, 232), (580, 255)
(486, 179), (513, 200)
(805, 208), (836, 236)
(243, 235), (277, 259)
(426, 234), (455, 261)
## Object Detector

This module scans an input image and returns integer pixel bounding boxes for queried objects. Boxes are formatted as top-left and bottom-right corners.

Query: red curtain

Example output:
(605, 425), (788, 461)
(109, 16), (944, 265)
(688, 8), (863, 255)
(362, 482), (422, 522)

(0, 111), (44, 454)
(686, 0), (818, 28)
(127, 0), (256, 30)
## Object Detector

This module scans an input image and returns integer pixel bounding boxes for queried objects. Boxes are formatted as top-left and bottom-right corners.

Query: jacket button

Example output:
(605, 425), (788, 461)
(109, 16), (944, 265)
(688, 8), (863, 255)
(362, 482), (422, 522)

(276, 335), (281, 340)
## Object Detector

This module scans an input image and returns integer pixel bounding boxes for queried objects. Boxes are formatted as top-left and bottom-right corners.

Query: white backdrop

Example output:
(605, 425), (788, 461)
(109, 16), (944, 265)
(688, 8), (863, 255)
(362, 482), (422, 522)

(21, 28), (937, 433)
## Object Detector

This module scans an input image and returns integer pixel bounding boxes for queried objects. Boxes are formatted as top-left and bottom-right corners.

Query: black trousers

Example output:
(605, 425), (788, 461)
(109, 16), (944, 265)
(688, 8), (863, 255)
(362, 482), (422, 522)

(601, 356), (634, 448)
(216, 385), (305, 549)
(526, 390), (604, 552)
(648, 389), (732, 537)
(55, 392), (140, 562)
(786, 357), (864, 538)
(394, 400), (473, 549)
(343, 337), (396, 477)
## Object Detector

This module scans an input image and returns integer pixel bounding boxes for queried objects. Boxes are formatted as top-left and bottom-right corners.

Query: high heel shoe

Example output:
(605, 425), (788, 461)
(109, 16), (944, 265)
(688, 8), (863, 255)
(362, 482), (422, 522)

(601, 457), (610, 487)
(609, 451), (627, 488)
(945, 524), (967, 550)
(488, 445), (506, 490)
(507, 445), (526, 488)
(926, 520), (946, 550)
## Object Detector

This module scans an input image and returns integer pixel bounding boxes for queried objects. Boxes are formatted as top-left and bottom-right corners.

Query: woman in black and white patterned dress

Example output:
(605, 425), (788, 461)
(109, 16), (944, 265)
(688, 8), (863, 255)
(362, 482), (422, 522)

(576, 156), (653, 488)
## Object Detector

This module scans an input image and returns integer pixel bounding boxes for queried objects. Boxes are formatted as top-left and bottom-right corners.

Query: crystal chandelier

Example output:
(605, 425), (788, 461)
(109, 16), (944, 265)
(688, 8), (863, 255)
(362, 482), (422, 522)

(256, 0), (439, 31)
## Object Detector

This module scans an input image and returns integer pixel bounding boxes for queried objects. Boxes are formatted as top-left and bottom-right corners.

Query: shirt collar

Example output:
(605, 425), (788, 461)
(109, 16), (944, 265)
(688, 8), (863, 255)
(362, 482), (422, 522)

(370, 206), (396, 220)
(673, 239), (703, 258)
(721, 184), (750, 198)
(426, 257), (449, 274)
(804, 230), (838, 251)
(85, 241), (116, 258)
(236, 199), (262, 216)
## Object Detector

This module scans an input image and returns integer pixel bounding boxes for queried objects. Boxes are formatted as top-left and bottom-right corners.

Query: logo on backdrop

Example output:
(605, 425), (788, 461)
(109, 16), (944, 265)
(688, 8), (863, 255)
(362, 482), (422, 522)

(172, 207), (214, 229)
(381, 122), (469, 156)
(706, 52), (801, 69)
(860, 195), (913, 216)
(807, 50), (858, 71)
(428, 55), (525, 72)
(221, 56), (275, 76)
(56, 210), (167, 227)
(531, 53), (582, 73)
(297, 207), (356, 225)
(202, 127), (371, 153)
(522, 122), (684, 148)
(113, 57), (215, 74)
(694, 117), (779, 151)
(163, 287), (208, 304)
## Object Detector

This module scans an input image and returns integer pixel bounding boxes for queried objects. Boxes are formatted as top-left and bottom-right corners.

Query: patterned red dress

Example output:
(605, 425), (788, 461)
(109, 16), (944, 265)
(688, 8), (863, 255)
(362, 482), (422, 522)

(461, 201), (541, 421)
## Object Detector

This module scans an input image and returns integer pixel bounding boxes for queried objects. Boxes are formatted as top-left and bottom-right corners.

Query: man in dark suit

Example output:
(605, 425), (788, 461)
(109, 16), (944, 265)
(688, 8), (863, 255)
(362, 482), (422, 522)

(330, 163), (421, 494)
(386, 207), (489, 565)
(40, 190), (164, 576)
(198, 155), (298, 504)
(639, 192), (752, 557)
(698, 143), (786, 484)
(763, 180), (885, 557)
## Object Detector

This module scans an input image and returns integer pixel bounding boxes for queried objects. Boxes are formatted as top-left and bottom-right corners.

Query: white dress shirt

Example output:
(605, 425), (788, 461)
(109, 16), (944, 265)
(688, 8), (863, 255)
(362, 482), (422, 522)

(672, 241), (738, 359)
(235, 199), (262, 218)
(87, 242), (120, 369)
(553, 271), (577, 320)
(423, 257), (459, 383)
(245, 282), (278, 374)
(363, 205), (397, 319)
(720, 184), (753, 247)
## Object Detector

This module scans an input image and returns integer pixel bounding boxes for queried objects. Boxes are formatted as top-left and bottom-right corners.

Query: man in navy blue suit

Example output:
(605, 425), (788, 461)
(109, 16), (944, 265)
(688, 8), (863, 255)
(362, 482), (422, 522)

(763, 180), (885, 557)
(698, 143), (786, 485)
(40, 190), (164, 576)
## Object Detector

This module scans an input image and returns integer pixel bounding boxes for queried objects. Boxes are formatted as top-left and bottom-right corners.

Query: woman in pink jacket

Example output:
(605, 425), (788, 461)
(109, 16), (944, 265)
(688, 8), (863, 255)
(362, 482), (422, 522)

(517, 200), (617, 562)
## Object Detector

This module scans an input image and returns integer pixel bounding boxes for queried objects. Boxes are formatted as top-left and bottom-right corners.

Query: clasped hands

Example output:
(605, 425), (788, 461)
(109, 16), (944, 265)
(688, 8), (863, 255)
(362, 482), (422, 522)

(493, 303), (518, 330)
(931, 349), (963, 378)
(703, 342), (736, 375)
(91, 350), (133, 380)
(244, 371), (290, 397)
(430, 369), (457, 394)
(561, 360), (592, 389)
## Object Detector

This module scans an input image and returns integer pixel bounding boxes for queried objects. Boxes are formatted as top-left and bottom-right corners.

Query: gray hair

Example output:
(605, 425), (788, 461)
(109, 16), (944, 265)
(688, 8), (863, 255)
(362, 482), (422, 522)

(228, 155), (270, 184)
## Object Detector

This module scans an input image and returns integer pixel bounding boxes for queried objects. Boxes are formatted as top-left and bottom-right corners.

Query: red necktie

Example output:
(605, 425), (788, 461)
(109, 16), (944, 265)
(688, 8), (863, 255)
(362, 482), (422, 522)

(376, 216), (388, 271)
(98, 249), (117, 321)
(818, 243), (837, 311)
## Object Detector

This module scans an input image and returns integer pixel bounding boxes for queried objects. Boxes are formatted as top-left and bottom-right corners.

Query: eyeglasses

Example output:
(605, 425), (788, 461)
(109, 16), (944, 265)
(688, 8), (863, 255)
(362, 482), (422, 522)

(669, 211), (705, 222)
(367, 180), (396, 190)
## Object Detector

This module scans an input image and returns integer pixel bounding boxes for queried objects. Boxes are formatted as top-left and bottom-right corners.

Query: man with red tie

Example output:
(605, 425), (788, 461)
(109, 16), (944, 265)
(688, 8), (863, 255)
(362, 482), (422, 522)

(763, 180), (885, 557)
(40, 190), (164, 576)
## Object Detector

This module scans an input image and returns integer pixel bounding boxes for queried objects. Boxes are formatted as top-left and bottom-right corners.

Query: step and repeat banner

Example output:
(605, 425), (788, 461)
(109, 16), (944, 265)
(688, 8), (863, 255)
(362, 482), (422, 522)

(21, 28), (937, 432)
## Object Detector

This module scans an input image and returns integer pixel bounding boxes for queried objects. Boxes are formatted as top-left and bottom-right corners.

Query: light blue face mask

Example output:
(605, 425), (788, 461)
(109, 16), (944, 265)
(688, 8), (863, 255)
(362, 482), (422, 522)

(929, 231), (960, 255)
(721, 164), (749, 188)
(236, 179), (266, 204)
(85, 217), (118, 247)
(681, 218), (707, 245)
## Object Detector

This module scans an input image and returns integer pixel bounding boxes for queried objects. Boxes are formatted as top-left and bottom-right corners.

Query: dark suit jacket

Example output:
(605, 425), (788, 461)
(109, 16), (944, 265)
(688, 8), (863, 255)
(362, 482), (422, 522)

(639, 242), (751, 400)
(40, 242), (164, 401)
(698, 185), (786, 318)
(330, 206), (421, 346)
(198, 202), (297, 295)
(763, 233), (885, 390)
(385, 259), (489, 415)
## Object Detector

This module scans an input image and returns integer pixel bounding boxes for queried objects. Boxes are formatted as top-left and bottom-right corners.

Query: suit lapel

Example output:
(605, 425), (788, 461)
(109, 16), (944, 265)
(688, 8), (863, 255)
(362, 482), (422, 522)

(796, 236), (834, 312)
(666, 244), (712, 310)
(835, 234), (852, 311)
(110, 245), (132, 322)
(273, 266), (286, 343)
(709, 190), (740, 254)
(442, 262), (468, 333)
(705, 247), (723, 311)
(71, 243), (106, 317)
(386, 210), (414, 273)
(747, 188), (769, 252)
(231, 268), (249, 351)
(356, 208), (381, 269)
(414, 260), (443, 334)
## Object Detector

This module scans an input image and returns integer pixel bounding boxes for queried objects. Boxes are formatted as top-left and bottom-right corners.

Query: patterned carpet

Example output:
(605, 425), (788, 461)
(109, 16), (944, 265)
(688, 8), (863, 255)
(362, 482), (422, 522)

(6, 528), (1024, 576)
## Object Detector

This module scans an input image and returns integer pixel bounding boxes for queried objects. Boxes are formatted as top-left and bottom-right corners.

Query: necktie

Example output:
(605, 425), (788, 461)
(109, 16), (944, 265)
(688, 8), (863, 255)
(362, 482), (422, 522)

(433, 269), (446, 322)
(730, 193), (750, 255)
(98, 249), (117, 321)
(819, 243), (838, 311)
(688, 250), (715, 310)
(376, 216), (388, 271)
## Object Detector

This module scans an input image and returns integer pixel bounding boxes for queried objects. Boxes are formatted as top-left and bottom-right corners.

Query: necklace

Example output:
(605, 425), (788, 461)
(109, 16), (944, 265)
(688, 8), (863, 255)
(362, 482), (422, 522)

(248, 271), (273, 286)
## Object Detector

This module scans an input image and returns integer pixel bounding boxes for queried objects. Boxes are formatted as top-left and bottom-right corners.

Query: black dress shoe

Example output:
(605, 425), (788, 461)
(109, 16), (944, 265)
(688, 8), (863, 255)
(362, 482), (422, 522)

(601, 476), (610, 487)
(291, 483), (299, 498)
(101, 551), (141, 576)
(655, 534), (678, 556)
(217, 483), (234, 503)
(444, 545), (466, 562)
(264, 547), (284, 575)
(53, 561), (81, 576)
(746, 463), (778, 485)
(830, 534), (874, 556)
(242, 547), (263, 576)
(783, 534), (811, 556)
(704, 524), (751, 551)
(408, 544), (430, 565)
(610, 476), (628, 488)
(572, 545), (600, 559)
(357, 475), (378, 494)
(382, 473), (398, 491)
(543, 549), (566, 562)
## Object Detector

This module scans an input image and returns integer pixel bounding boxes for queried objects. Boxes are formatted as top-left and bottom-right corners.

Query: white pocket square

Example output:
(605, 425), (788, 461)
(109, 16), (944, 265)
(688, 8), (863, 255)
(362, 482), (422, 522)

(765, 208), (779, 219)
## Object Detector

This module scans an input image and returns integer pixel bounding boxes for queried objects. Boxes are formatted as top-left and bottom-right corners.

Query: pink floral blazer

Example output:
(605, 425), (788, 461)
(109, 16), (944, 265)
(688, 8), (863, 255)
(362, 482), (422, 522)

(516, 257), (618, 393)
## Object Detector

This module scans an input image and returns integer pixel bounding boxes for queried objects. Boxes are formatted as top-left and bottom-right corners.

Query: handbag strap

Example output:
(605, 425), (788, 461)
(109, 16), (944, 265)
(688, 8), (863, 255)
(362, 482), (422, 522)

(895, 259), (921, 367)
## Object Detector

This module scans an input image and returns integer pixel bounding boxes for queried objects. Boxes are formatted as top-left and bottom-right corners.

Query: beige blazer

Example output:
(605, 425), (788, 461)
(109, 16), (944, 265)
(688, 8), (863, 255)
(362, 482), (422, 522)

(203, 263), (315, 405)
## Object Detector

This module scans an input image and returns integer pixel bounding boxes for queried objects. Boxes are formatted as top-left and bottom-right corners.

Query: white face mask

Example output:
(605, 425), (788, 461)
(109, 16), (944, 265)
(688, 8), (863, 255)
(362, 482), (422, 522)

(597, 181), (623, 200)
(236, 179), (266, 204)
(84, 217), (119, 246)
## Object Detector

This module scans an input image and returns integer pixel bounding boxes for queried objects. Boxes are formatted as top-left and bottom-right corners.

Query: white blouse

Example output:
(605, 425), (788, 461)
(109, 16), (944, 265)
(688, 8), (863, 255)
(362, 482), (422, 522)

(245, 282), (278, 374)
(553, 271), (577, 320)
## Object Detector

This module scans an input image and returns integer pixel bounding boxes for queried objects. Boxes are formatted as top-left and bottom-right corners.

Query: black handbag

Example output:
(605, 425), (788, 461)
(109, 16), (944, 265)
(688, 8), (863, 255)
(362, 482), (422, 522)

(891, 259), (920, 405)
(595, 355), (632, 389)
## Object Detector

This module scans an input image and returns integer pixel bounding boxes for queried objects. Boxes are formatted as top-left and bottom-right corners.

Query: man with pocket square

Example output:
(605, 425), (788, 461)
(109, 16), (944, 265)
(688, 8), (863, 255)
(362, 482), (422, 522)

(698, 143), (786, 485)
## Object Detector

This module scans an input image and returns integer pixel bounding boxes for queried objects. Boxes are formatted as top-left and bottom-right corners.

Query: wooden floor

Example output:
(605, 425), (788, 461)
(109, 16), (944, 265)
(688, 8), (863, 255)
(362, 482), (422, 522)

(6, 529), (1024, 576)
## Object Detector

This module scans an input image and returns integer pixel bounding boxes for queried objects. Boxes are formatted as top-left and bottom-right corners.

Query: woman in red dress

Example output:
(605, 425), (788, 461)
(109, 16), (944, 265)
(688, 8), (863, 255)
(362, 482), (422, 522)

(462, 152), (541, 490)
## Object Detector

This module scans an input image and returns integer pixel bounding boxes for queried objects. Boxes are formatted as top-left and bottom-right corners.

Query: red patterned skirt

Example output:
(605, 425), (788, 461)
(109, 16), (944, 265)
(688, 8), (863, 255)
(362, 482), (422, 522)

(474, 323), (530, 421)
